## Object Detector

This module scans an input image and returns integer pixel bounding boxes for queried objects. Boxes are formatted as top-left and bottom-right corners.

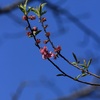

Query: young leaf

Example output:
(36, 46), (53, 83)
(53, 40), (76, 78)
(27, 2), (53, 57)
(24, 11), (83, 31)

(27, 7), (33, 13)
(72, 52), (78, 63)
(75, 74), (81, 80)
(40, 3), (47, 9)
(72, 62), (77, 65)
(33, 30), (42, 36)
(37, 7), (41, 17)
(24, 0), (28, 9)
(78, 64), (88, 70)
(83, 60), (87, 66)
(87, 58), (92, 67)
(41, 11), (47, 16)
(56, 74), (64, 76)
(82, 73), (87, 77)
(29, 3), (47, 17)
(30, 7), (39, 16)
(19, 4), (25, 13)
(23, 0), (28, 15)
(18, 0), (28, 15)
(19, 4), (23, 9)
(39, 3), (47, 17)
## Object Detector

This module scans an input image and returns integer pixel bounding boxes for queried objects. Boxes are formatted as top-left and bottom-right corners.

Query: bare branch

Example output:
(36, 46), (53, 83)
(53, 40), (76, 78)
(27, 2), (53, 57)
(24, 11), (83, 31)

(56, 86), (97, 100)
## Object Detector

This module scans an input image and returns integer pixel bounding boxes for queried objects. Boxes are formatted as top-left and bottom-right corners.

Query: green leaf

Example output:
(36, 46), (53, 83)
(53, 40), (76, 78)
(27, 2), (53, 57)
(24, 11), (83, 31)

(29, 3), (47, 17)
(72, 52), (78, 63)
(39, 5), (42, 17)
(18, 4), (23, 9)
(79, 64), (86, 68)
(18, 0), (28, 15)
(33, 30), (42, 36)
(87, 58), (92, 67)
(83, 60), (87, 66)
(41, 11), (47, 16)
(40, 3), (47, 9)
(72, 62), (77, 65)
(19, 4), (25, 13)
(82, 73), (87, 77)
(28, 7), (34, 13)
(40, 3), (47, 17)
(38, 3), (47, 17)
(24, 0), (28, 9)
(24, 0), (28, 15)
(27, 7), (31, 13)
(30, 7), (39, 16)
(75, 74), (81, 80)
(56, 74), (64, 76)
(37, 7), (41, 17)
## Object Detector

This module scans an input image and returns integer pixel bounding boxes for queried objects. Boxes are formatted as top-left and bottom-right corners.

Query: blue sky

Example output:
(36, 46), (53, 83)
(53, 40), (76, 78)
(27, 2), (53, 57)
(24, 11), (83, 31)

(0, 0), (100, 100)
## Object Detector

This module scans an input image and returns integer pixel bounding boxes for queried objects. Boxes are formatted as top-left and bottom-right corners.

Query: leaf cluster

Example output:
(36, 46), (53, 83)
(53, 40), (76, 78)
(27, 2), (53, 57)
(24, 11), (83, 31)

(72, 53), (92, 79)
(19, 0), (47, 17)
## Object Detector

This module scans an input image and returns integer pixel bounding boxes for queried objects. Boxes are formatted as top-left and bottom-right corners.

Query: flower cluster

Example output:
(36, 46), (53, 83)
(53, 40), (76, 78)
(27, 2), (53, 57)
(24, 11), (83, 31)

(21, 2), (62, 59)
(40, 46), (54, 59)
(40, 46), (62, 59)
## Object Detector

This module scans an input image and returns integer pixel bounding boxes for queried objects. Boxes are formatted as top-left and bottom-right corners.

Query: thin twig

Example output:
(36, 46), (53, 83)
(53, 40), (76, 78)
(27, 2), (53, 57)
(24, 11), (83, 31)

(24, 6), (100, 86)
(48, 58), (100, 86)
(39, 16), (100, 79)
(26, 16), (40, 49)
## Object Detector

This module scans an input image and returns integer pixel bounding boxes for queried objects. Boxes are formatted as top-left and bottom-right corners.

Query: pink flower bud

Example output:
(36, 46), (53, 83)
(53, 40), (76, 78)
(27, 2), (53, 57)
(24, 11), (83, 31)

(33, 27), (38, 31)
(41, 17), (46, 22)
(43, 40), (49, 44)
(44, 25), (48, 29)
(27, 32), (31, 36)
(28, 15), (36, 20)
(54, 46), (61, 52)
(22, 15), (27, 20)
(45, 32), (50, 37)
(36, 39), (41, 44)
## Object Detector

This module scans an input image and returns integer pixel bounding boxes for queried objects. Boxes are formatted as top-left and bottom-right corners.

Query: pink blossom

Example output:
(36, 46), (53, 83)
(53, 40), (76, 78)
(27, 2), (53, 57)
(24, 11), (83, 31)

(40, 46), (54, 59)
